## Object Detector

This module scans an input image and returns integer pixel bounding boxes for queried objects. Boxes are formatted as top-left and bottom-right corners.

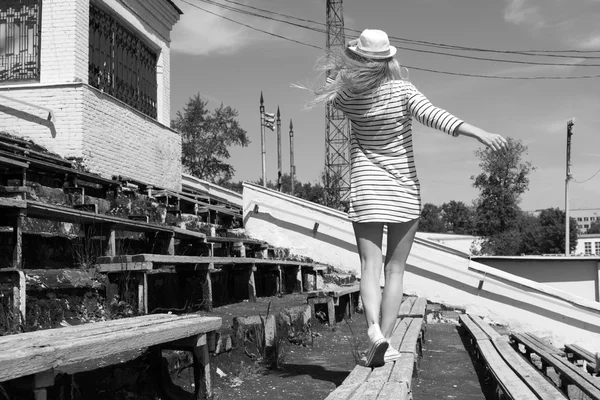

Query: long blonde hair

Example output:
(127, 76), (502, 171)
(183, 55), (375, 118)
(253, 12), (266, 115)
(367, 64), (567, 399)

(304, 48), (404, 108)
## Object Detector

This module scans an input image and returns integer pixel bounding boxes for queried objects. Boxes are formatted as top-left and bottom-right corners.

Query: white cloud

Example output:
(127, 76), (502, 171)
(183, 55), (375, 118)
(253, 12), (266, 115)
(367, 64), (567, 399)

(170, 1), (280, 56)
(504, 0), (546, 30)
(503, 0), (600, 50)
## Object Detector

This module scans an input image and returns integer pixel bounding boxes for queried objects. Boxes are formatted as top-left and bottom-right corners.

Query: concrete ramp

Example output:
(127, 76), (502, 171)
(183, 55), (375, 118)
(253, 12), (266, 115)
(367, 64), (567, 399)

(243, 182), (600, 350)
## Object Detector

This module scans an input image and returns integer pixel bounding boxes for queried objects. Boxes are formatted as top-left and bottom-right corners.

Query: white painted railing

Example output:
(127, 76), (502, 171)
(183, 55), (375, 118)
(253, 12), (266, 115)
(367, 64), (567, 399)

(243, 182), (600, 350)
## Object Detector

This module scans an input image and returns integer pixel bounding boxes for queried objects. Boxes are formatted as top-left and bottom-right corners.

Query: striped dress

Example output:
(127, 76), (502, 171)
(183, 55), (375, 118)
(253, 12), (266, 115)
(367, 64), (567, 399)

(332, 79), (464, 223)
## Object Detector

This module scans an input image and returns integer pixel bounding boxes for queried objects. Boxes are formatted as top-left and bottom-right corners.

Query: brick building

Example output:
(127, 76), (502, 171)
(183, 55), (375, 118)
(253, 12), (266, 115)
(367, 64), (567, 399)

(0, 0), (182, 190)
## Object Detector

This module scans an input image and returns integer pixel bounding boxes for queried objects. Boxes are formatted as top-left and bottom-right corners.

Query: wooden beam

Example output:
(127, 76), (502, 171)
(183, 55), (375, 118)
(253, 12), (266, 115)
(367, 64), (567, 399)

(12, 210), (25, 268)
(193, 342), (212, 400)
(248, 265), (257, 302)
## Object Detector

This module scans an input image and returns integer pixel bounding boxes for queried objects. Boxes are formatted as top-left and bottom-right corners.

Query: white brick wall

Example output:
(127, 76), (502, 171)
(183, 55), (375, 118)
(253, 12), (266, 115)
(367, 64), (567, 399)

(81, 85), (182, 190)
(0, 83), (181, 191)
(40, 0), (89, 83)
(0, 85), (84, 156)
(0, 0), (182, 190)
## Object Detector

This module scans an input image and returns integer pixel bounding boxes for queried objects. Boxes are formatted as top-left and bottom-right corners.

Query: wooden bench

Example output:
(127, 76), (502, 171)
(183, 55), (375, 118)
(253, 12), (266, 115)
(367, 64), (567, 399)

(0, 313), (221, 400)
(307, 284), (360, 326)
(460, 314), (566, 400)
(511, 331), (600, 399)
(565, 343), (599, 375)
(0, 198), (208, 269)
(95, 254), (327, 312)
(324, 297), (427, 400)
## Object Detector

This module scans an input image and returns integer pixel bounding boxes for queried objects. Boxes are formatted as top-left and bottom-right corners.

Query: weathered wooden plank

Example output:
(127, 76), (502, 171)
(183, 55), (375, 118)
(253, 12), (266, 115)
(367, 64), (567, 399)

(0, 315), (221, 382)
(95, 261), (153, 273)
(348, 381), (384, 400)
(329, 284), (360, 298)
(494, 339), (567, 400)
(565, 343), (597, 373)
(511, 332), (600, 399)
(398, 318), (423, 355)
(388, 353), (414, 385)
(341, 365), (371, 386)
(0, 314), (216, 352)
(193, 343), (212, 400)
(23, 269), (104, 291)
(478, 340), (539, 400)
(513, 332), (600, 399)
(324, 383), (361, 400)
(388, 318), (410, 350)
(409, 297), (427, 318)
(397, 298), (415, 318)
(523, 332), (565, 357)
(367, 361), (393, 383)
(459, 314), (489, 342)
(377, 381), (409, 400)
(468, 314), (502, 340)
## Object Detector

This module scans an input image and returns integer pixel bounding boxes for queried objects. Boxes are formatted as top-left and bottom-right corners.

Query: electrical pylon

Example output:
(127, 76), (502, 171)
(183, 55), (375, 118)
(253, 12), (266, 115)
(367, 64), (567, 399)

(324, 0), (350, 206)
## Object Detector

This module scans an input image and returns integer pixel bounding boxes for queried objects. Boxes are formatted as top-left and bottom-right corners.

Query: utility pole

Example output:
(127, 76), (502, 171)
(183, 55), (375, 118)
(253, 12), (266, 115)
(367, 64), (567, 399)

(565, 118), (575, 256)
(325, 0), (351, 206)
(259, 92), (266, 187)
(289, 119), (295, 196)
(277, 107), (282, 192)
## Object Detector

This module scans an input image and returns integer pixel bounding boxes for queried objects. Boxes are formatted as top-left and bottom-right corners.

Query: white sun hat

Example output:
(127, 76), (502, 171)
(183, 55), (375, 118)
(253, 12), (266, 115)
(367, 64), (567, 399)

(347, 29), (397, 60)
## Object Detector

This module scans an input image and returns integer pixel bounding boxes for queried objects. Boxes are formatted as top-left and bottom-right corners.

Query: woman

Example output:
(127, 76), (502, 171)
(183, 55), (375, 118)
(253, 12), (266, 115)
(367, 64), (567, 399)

(306, 29), (508, 367)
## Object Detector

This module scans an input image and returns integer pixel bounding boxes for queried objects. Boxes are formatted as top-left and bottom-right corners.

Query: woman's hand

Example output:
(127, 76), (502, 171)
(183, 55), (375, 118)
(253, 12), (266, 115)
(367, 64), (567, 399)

(455, 123), (508, 152)
(474, 131), (509, 152)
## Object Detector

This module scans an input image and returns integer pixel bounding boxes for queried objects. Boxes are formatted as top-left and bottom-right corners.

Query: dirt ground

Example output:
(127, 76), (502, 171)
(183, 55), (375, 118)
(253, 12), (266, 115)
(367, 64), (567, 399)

(208, 315), (367, 400)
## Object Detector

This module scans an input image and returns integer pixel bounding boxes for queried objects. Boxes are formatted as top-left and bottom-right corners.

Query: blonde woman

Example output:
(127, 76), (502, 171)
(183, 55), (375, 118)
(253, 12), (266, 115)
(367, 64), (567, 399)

(305, 29), (508, 367)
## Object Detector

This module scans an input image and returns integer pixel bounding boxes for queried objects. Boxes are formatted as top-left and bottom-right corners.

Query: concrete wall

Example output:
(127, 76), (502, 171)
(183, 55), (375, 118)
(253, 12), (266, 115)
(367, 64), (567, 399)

(418, 233), (479, 254)
(0, 0), (182, 190)
(472, 256), (600, 302)
(243, 182), (600, 350)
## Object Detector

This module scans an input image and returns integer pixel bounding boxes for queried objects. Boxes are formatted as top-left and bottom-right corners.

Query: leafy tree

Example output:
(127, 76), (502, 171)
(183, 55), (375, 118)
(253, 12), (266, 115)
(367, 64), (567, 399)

(479, 209), (578, 256)
(588, 219), (600, 234)
(537, 208), (578, 254)
(419, 203), (446, 233)
(472, 138), (534, 237)
(172, 94), (249, 183)
(441, 200), (474, 234)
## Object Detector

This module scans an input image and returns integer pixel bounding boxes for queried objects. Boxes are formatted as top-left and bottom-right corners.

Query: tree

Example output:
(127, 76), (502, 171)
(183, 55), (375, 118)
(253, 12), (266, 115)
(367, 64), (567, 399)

(419, 203), (446, 233)
(588, 219), (600, 234)
(172, 94), (249, 183)
(472, 138), (534, 237)
(441, 200), (474, 234)
(478, 209), (578, 256)
(537, 208), (578, 254)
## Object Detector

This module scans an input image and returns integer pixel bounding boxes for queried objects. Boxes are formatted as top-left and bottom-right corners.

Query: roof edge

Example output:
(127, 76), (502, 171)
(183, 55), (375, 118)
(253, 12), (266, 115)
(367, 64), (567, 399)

(165, 0), (183, 15)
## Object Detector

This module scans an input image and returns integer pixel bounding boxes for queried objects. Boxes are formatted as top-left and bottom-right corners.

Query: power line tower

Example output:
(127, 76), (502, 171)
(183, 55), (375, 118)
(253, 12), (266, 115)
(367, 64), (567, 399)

(324, 0), (350, 207)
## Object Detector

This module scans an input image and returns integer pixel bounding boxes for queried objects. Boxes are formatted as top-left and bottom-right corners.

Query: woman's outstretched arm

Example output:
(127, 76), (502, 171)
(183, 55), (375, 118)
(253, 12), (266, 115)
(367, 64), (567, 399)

(455, 122), (508, 152)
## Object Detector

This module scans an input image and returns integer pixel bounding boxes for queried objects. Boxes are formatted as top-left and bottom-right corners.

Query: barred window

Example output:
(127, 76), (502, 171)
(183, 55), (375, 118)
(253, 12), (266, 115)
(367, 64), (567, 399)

(584, 242), (591, 255)
(89, 3), (157, 118)
(0, 0), (41, 83)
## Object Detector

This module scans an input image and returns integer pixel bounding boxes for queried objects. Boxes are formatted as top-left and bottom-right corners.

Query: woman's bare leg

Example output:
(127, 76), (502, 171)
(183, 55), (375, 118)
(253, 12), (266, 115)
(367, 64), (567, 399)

(352, 222), (384, 329)
(380, 218), (419, 339)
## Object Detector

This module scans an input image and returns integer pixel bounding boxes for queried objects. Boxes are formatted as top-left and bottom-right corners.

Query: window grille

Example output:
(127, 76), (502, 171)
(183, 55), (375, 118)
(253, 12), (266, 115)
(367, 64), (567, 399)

(0, 0), (41, 82)
(595, 242), (600, 256)
(89, 3), (157, 118)
(584, 242), (591, 255)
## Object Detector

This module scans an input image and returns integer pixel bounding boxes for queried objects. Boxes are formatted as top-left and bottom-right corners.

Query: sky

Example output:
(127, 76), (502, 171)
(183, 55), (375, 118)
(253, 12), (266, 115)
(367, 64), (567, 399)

(168, 0), (600, 212)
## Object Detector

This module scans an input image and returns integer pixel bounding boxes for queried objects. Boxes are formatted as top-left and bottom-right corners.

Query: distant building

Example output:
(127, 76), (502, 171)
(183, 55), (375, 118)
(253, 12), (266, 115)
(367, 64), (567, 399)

(574, 233), (600, 256)
(0, 0), (183, 190)
(570, 208), (600, 234)
(530, 208), (600, 234)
